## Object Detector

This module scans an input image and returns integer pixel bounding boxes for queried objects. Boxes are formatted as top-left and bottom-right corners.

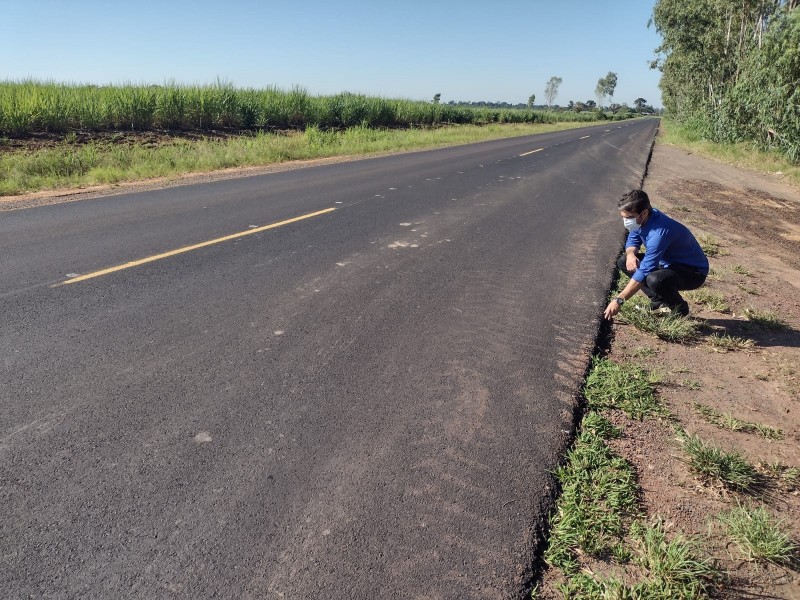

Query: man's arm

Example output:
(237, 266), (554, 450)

(625, 245), (640, 271)
(603, 278), (643, 320)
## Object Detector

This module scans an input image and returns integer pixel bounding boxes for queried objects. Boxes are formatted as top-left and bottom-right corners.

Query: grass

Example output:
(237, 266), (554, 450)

(583, 357), (665, 420)
(731, 264), (753, 277)
(744, 308), (789, 331)
(696, 234), (724, 257)
(676, 430), (759, 492)
(685, 289), (729, 313)
(613, 274), (700, 342)
(554, 521), (720, 599)
(691, 403), (783, 440)
(717, 504), (797, 565)
(658, 119), (800, 188)
(619, 299), (700, 342)
(1, 120), (612, 196)
(544, 411), (640, 575)
(706, 333), (755, 353)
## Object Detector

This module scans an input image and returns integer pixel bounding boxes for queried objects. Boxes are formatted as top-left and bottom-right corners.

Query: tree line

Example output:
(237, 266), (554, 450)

(651, 0), (799, 161)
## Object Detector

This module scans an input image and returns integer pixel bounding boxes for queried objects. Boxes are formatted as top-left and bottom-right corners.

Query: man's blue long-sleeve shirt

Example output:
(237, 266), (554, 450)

(625, 208), (709, 283)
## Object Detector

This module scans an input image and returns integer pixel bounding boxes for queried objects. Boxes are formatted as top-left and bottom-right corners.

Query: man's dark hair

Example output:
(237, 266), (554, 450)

(618, 189), (651, 214)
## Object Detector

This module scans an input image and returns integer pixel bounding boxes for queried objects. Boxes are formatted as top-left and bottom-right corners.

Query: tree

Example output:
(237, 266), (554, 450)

(432, 93), (441, 104)
(527, 94), (536, 108)
(651, 0), (798, 158)
(544, 76), (563, 109)
(585, 99), (597, 109)
(634, 97), (648, 113)
(595, 71), (618, 109)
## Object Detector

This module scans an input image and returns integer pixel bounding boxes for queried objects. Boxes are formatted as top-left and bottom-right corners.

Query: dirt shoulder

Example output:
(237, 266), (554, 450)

(538, 140), (800, 597)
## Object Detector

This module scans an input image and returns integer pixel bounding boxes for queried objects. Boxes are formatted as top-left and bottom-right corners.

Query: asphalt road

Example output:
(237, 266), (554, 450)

(1, 119), (659, 599)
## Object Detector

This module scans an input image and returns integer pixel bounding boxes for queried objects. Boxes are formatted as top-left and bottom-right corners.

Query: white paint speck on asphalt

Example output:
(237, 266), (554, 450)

(274, 330), (285, 336)
(194, 431), (212, 443)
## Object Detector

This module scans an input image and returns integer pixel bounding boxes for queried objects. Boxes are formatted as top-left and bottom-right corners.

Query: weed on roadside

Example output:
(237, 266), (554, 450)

(738, 283), (760, 295)
(619, 301), (700, 342)
(691, 403), (784, 440)
(717, 504), (798, 565)
(697, 234), (725, 257)
(757, 461), (799, 487)
(706, 333), (755, 353)
(544, 413), (639, 574)
(676, 430), (759, 492)
(685, 289), (729, 313)
(554, 521), (721, 600)
(731, 264), (753, 277)
(744, 308), (788, 331)
(583, 357), (666, 420)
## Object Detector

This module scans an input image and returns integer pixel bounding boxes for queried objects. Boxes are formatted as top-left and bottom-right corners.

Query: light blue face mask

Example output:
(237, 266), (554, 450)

(623, 216), (640, 232)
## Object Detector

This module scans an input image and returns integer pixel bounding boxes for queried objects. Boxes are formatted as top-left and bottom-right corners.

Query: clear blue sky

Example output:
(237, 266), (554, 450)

(3, 0), (663, 108)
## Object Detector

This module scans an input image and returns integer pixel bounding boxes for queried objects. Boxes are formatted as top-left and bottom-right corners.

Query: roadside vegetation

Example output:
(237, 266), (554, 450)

(0, 80), (649, 197)
(651, 1), (800, 164)
(0, 80), (621, 136)
(536, 144), (799, 596)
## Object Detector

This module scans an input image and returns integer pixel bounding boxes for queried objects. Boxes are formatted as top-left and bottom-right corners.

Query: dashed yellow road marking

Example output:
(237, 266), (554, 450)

(519, 148), (543, 156)
(54, 207), (337, 286)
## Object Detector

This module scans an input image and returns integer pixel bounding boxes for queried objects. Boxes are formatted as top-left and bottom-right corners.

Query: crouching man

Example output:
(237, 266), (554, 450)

(604, 189), (709, 321)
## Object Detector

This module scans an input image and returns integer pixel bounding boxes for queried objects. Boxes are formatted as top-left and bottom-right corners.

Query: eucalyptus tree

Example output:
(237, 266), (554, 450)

(544, 76), (562, 109)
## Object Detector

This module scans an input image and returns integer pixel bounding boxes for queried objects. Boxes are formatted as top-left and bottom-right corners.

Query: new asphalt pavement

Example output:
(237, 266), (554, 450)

(1, 119), (659, 598)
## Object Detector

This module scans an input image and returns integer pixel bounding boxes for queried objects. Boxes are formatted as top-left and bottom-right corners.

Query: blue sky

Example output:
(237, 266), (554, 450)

(3, 0), (664, 107)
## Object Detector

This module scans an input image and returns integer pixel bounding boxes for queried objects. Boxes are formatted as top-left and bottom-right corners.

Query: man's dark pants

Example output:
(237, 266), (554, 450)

(616, 253), (707, 316)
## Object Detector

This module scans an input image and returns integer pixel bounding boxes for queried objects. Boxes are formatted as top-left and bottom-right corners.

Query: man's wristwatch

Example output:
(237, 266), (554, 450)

(614, 297), (625, 305)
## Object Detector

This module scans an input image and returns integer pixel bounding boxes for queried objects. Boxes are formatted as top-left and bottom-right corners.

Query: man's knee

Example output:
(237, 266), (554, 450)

(616, 254), (629, 273)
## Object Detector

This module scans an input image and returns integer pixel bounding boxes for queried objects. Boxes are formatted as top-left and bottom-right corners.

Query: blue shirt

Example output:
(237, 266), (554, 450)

(625, 208), (709, 283)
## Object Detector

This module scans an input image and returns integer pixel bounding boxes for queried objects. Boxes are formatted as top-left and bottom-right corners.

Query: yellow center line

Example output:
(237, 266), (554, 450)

(53, 207), (337, 286)
(519, 148), (543, 156)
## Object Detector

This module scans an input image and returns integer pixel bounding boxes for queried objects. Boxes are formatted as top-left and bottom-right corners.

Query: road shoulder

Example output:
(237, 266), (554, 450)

(537, 142), (800, 598)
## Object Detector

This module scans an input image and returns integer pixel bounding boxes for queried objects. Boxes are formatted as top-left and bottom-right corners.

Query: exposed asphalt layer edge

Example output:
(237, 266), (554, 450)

(522, 122), (660, 598)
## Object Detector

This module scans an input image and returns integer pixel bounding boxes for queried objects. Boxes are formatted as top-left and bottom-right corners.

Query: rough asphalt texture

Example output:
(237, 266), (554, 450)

(1, 120), (659, 598)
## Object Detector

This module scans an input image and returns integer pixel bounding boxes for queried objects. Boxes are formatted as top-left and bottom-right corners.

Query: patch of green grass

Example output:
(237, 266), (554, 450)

(671, 205), (692, 212)
(685, 289), (729, 313)
(691, 403), (783, 440)
(676, 430), (759, 492)
(544, 412), (640, 575)
(731, 264), (753, 277)
(758, 461), (799, 485)
(631, 521), (721, 598)
(618, 299), (700, 342)
(697, 234), (724, 257)
(717, 504), (798, 565)
(744, 308), (788, 331)
(707, 333), (755, 353)
(681, 379), (702, 390)
(632, 346), (658, 359)
(583, 357), (665, 420)
(555, 521), (720, 600)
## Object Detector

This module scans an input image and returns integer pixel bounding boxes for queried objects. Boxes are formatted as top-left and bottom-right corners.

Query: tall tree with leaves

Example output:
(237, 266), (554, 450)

(528, 94), (536, 108)
(544, 76), (563, 109)
(651, 0), (798, 158)
(595, 72), (618, 109)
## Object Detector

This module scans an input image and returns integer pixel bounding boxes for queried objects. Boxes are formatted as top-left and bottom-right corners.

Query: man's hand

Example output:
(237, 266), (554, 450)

(604, 300), (621, 320)
(626, 254), (640, 272)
